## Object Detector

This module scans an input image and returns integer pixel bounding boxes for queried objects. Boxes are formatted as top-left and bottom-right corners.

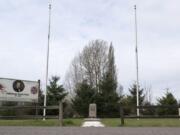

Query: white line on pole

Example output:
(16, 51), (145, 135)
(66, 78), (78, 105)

(134, 5), (140, 117)
(43, 0), (52, 121)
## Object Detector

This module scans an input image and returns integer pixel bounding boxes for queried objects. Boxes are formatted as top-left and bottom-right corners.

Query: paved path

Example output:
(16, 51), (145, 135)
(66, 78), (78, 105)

(0, 127), (179, 135)
(82, 119), (105, 127)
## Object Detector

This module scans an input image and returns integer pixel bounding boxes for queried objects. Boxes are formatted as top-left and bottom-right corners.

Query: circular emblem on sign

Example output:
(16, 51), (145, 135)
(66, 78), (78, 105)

(31, 86), (38, 94)
(0, 84), (4, 91)
(13, 80), (25, 92)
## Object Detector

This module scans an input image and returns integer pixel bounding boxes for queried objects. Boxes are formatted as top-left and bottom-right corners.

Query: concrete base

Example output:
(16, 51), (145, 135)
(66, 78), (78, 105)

(82, 118), (105, 127)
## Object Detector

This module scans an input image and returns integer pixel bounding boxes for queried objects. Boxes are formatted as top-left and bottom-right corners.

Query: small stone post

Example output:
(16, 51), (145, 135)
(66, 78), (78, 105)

(89, 103), (97, 118)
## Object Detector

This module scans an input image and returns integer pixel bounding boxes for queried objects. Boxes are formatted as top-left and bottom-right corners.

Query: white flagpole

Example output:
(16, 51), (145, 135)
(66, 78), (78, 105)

(43, 0), (52, 120)
(134, 5), (140, 117)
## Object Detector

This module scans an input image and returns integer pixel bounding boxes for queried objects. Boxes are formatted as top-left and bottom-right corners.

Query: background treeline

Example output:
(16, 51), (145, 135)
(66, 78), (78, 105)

(0, 39), (179, 118)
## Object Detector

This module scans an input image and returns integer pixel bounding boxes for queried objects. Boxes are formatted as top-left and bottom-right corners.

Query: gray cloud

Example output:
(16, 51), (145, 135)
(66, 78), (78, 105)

(0, 0), (179, 102)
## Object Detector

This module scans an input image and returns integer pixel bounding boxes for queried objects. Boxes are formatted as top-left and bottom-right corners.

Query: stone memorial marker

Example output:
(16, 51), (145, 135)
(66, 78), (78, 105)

(89, 103), (97, 118)
(82, 103), (104, 127)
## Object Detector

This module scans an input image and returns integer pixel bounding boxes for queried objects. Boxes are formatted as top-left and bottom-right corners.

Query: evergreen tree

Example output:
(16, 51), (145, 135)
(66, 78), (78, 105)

(121, 83), (145, 115)
(107, 43), (117, 84)
(96, 44), (119, 117)
(97, 73), (119, 117)
(38, 89), (44, 106)
(128, 83), (145, 106)
(47, 76), (67, 106)
(157, 90), (178, 115)
(141, 101), (155, 115)
(72, 80), (96, 117)
(119, 95), (132, 115)
(101, 43), (117, 93)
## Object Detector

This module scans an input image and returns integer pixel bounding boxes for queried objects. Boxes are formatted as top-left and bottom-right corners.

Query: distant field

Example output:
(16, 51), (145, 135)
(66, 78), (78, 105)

(0, 118), (179, 127)
(101, 118), (180, 127)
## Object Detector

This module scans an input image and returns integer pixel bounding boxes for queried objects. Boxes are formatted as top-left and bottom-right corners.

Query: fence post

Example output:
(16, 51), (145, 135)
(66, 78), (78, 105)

(120, 107), (124, 126)
(59, 101), (63, 126)
(35, 103), (38, 120)
(178, 108), (180, 120)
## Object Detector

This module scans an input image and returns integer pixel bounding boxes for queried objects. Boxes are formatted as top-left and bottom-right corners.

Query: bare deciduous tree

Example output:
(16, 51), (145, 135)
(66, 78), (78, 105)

(144, 84), (152, 103)
(65, 39), (109, 93)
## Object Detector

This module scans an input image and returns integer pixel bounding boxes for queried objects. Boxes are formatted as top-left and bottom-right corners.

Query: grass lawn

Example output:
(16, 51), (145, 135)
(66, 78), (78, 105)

(0, 119), (83, 127)
(101, 118), (180, 127)
(0, 118), (179, 127)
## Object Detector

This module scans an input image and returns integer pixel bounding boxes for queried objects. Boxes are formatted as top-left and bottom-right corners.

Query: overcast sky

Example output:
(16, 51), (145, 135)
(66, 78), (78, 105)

(0, 0), (180, 102)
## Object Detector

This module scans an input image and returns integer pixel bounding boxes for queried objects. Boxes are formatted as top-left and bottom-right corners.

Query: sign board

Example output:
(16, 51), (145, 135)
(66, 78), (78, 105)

(0, 78), (39, 103)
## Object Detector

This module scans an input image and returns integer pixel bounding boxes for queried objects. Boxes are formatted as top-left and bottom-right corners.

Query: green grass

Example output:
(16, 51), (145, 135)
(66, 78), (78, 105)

(101, 118), (180, 127)
(0, 119), (83, 127)
(0, 118), (179, 127)
(64, 118), (83, 126)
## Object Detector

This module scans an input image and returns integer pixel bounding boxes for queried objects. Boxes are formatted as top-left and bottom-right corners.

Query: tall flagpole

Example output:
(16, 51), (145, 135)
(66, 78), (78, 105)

(134, 5), (140, 117)
(43, 0), (52, 120)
